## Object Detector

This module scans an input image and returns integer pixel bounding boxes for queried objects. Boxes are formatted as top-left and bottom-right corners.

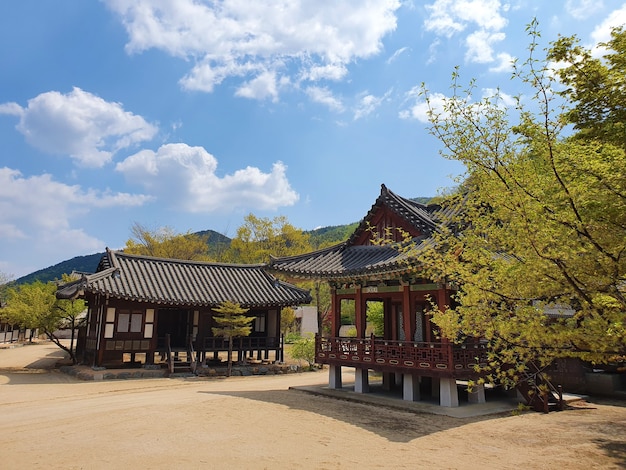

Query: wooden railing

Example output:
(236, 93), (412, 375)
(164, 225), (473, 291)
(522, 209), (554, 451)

(165, 333), (174, 374)
(516, 361), (564, 413)
(315, 335), (488, 376)
(187, 334), (197, 374)
(202, 336), (281, 351)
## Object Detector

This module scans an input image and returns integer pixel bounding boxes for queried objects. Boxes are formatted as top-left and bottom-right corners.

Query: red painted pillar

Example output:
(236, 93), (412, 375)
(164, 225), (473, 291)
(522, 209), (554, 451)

(354, 287), (364, 338)
(402, 285), (412, 342)
(331, 289), (339, 337)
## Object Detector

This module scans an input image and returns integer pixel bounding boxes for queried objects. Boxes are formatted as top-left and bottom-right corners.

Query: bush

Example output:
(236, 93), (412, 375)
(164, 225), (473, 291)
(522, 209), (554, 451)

(284, 332), (302, 344)
(290, 335), (316, 370)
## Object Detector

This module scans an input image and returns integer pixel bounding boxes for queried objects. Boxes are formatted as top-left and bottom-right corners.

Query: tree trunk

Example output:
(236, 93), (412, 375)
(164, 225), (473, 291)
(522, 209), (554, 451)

(227, 336), (233, 377)
(45, 330), (77, 364)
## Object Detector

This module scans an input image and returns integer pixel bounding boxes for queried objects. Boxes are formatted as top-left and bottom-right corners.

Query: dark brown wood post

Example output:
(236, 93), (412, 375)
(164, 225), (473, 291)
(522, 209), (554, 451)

(330, 289), (339, 337)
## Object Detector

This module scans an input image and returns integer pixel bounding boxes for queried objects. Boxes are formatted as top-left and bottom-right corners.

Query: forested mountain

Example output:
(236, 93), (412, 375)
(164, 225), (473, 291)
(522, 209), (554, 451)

(14, 196), (433, 285)
(14, 224), (357, 284)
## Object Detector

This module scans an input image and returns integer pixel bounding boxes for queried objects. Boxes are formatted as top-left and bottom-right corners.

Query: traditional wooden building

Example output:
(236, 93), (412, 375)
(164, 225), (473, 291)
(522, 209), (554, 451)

(269, 184), (490, 407)
(57, 249), (311, 370)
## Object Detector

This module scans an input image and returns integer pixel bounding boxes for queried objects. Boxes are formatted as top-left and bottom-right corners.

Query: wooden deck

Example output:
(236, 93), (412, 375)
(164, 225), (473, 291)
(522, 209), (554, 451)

(316, 336), (489, 377)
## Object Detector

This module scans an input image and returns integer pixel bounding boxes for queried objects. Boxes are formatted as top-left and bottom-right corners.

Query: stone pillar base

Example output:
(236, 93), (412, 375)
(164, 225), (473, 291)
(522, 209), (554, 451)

(329, 364), (342, 389)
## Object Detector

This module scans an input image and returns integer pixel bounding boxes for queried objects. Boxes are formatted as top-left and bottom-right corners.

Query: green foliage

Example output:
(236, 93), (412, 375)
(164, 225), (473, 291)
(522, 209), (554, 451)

(226, 214), (312, 263)
(211, 301), (255, 339)
(340, 299), (355, 326)
(366, 301), (384, 336)
(281, 306), (297, 334)
(290, 335), (316, 369)
(15, 253), (102, 285)
(548, 26), (626, 151)
(344, 326), (357, 338)
(284, 332), (302, 344)
(211, 300), (255, 376)
(0, 270), (13, 304)
(417, 20), (626, 385)
(124, 222), (212, 261)
(306, 223), (359, 249)
(1, 279), (85, 363)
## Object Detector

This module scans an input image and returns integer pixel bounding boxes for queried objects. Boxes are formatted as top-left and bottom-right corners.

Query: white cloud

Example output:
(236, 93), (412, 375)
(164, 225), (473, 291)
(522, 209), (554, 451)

(354, 89), (393, 120)
(105, 0), (401, 100)
(424, 0), (508, 36)
(0, 102), (23, 116)
(399, 89), (447, 123)
(465, 30), (505, 63)
(387, 46), (409, 64)
(235, 70), (279, 101)
(305, 87), (345, 112)
(0, 88), (158, 168)
(424, 0), (510, 67)
(301, 63), (348, 82)
(565, 0), (604, 20)
(590, 4), (626, 48)
(481, 88), (516, 107)
(0, 167), (151, 277)
(116, 143), (299, 212)
(489, 52), (514, 73)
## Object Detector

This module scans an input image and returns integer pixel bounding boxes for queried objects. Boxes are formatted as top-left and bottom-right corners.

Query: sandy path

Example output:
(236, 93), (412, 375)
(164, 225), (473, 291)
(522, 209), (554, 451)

(1, 342), (625, 469)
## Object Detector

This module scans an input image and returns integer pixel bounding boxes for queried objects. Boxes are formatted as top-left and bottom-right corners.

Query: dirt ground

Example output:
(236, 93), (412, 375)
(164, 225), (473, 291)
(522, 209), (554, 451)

(1, 342), (625, 469)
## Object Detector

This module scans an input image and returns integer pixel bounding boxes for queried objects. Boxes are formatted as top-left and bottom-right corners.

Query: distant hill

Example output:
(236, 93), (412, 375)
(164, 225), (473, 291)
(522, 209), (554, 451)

(13, 224), (357, 285)
(16, 252), (105, 285)
(14, 197), (434, 285)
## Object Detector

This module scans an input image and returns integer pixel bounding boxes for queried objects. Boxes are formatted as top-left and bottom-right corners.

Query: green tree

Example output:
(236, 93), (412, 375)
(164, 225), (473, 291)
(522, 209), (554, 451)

(290, 335), (316, 370)
(281, 306), (297, 334)
(416, 21), (626, 384)
(227, 214), (312, 264)
(366, 301), (384, 337)
(1, 280), (86, 364)
(548, 26), (626, 151)
(124, 222), (211, 261)
(211, 301), (255, 377)
(0, 270), (13, 305)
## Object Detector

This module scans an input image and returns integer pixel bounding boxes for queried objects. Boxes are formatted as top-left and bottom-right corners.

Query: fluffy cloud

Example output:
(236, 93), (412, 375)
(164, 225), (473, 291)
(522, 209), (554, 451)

(566, 0), (604, 20)
(591, 4), (626, 46)
(400, 87), (513, 123)
(0, 167), (151, 277)
(399, 89), (447, 123)
(0, 88), (157, 167)
(424, 0), (510, 70)
(305, 86), (344, 112)
(354, 89), (393, 120)
(104, 0), (400, 99)
(116, 143), (299, 212)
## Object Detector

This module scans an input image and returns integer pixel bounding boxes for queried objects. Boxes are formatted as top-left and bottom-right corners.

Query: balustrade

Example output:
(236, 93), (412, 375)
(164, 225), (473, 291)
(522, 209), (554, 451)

(316, 336), (488, 376)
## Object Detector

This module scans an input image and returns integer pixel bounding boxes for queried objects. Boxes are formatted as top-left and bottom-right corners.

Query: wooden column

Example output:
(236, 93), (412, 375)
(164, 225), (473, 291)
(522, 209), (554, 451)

(354, 286), (364, 338)
(330, 288), (339, 337)
(402, 285), (412, 342)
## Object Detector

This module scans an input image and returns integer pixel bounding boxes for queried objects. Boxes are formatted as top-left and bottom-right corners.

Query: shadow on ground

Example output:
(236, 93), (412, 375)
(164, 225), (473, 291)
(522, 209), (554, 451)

(198, 386), (516, 443)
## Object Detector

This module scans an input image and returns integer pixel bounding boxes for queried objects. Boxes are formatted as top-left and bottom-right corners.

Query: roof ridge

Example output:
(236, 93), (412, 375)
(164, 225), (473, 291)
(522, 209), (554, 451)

(109, 249), (266, 269)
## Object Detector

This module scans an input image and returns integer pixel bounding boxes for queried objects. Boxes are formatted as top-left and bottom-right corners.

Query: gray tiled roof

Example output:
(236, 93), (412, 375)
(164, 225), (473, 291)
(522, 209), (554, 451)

(57, 249), (312, 308)
(268, 242), (428, 280)
(347, 184), (440, 245)
(268, 185), (442, 280)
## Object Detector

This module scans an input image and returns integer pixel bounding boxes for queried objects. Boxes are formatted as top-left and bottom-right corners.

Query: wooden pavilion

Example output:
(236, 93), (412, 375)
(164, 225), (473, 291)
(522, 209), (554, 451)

(269, 184), (490, 407)
(57, 249), (311, 371)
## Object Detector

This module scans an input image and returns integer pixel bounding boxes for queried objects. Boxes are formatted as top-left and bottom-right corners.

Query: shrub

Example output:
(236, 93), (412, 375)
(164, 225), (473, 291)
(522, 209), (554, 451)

(290, 335), (316, 370)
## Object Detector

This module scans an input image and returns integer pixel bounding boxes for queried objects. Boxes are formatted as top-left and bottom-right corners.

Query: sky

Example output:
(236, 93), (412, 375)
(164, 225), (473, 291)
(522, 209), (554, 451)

(1, 0), (625, 279)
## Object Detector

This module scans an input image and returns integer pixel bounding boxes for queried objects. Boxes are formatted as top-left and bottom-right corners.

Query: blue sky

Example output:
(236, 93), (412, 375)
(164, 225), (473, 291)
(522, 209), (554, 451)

(1, 1), (625, 278)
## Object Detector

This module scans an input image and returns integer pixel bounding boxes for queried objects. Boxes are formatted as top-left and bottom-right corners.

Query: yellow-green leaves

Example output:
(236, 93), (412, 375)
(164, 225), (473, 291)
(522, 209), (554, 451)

(417, 21), (626, 383)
